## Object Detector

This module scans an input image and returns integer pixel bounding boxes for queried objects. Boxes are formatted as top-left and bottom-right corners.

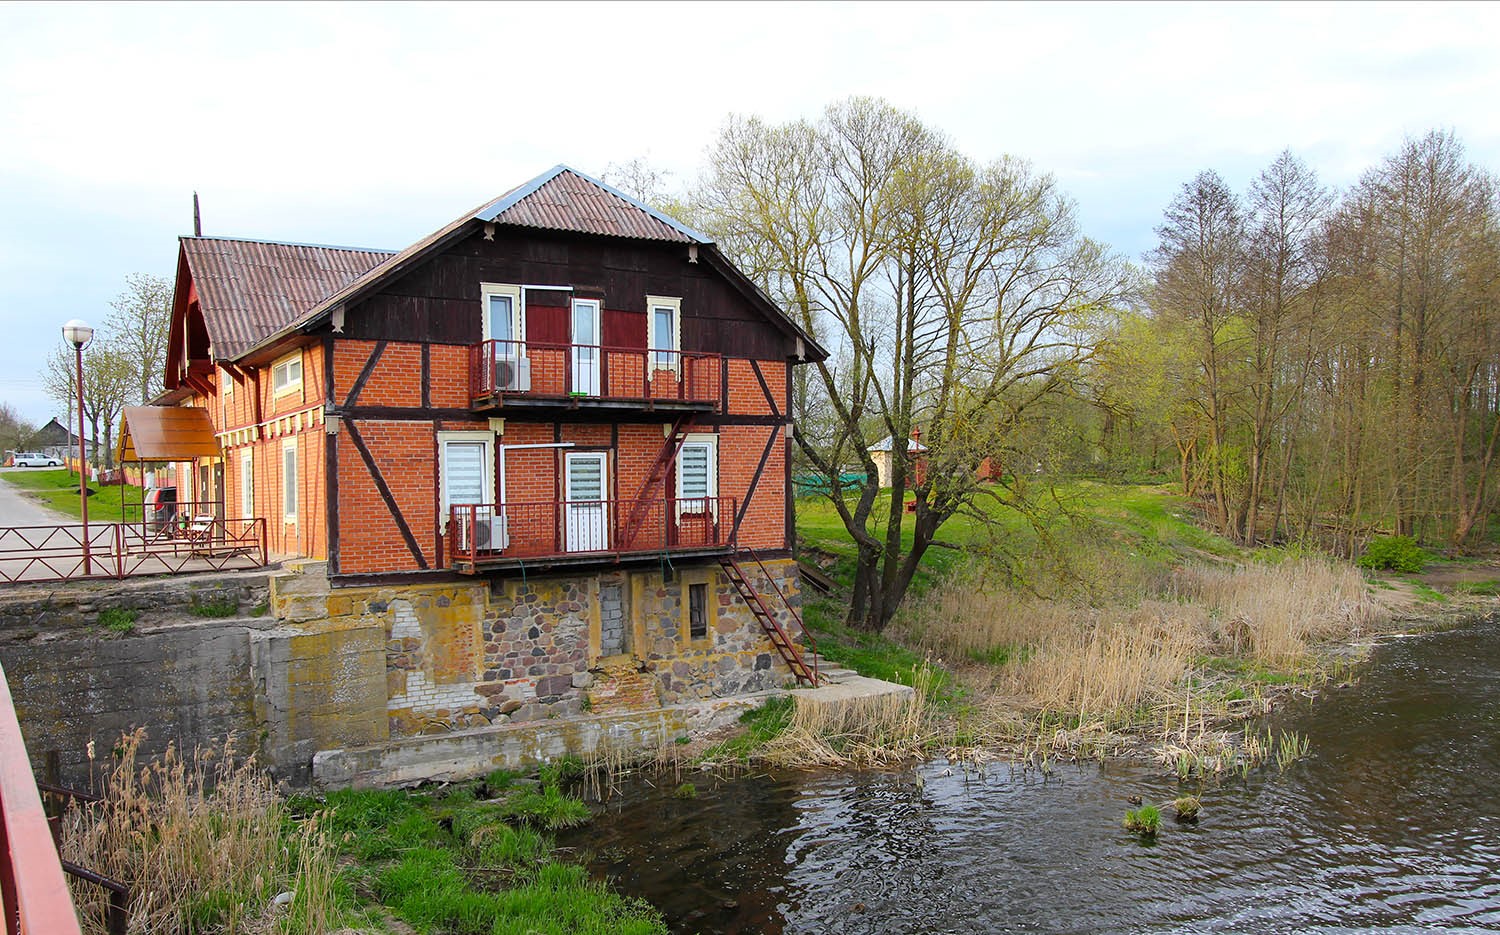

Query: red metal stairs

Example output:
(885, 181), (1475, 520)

(619, 414), (695, 550)
(721, 549), (821, 686)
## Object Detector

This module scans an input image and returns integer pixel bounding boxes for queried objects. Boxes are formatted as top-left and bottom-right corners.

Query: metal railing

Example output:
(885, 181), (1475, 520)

(470, 339), (721, 407)
(0, 516), (268, 585)
(448, 496), (734, 566)
(0, 659), (84, 934)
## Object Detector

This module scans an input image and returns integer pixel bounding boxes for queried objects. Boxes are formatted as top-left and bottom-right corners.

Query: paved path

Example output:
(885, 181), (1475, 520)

(0, 468), (75, 527)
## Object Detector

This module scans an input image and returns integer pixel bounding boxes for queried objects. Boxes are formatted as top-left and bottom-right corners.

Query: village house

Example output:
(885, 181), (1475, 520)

(128, 166), (828, 775)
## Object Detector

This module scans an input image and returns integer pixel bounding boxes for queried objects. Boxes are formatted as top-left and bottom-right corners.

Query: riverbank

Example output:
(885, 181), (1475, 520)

(737, 484), (1500, 774)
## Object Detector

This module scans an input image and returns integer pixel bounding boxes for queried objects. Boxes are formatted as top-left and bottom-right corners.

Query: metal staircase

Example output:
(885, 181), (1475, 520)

(721, 548), (821, 686)
(619, 413), (695, 550)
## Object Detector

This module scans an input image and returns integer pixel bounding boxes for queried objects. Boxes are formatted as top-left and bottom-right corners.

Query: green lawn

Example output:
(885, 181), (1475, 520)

(1, 468), (144, 522)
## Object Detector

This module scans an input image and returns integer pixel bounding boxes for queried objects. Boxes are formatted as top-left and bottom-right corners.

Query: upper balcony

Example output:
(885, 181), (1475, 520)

(470, 339), (722, 415)
(448, 496), (735, 573)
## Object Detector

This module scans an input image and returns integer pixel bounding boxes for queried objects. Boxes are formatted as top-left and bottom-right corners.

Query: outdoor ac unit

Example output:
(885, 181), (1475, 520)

(494, 355), (532, 392)
(455, 512), (509, 552)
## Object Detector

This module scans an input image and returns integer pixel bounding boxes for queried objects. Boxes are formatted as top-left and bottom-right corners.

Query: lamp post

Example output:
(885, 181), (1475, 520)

(62, 319), (94, 575)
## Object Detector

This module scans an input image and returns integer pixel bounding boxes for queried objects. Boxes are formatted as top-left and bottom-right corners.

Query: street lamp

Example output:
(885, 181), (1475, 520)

(62, 319), (94, 575)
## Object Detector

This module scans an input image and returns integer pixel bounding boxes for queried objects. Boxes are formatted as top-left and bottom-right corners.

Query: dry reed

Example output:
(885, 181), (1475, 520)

(60, 729), (339, 935)
(897, 558), (1385, 733)
(760, 665), (937, 767)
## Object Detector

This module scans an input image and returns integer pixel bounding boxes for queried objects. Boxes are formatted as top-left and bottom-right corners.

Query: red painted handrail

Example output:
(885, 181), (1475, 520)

(470, 339), (722, 407)
(448, 496), (735, 565)
(0, 660), (83, 934)
(0, 517), (268, 585)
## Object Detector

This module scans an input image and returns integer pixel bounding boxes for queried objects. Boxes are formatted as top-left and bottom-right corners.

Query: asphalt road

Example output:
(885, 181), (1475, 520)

(0, 467), (75, 527)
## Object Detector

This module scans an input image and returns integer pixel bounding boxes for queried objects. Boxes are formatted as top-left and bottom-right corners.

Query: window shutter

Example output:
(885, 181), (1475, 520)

(445, 441), (487, 506)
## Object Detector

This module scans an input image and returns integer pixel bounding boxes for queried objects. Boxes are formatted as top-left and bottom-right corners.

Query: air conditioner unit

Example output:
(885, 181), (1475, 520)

(454, 512), (509, 552)
(494, 354), (532, 392)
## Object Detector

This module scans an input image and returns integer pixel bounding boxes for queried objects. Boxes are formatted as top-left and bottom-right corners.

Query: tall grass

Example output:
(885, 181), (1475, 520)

(59, 729), (340, 935)
(897, 559), (1384, 732)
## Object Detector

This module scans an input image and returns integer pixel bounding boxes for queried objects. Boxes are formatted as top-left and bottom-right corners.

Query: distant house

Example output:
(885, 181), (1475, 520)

(26, 418), (92, 460)
(868, 430), (928, 489)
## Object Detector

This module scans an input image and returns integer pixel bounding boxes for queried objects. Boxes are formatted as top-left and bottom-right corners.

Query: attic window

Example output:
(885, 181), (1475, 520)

(272, 353), (303, 397)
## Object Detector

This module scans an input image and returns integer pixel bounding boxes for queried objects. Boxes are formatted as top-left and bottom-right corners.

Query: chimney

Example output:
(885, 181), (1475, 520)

(193, 191), (202, 237)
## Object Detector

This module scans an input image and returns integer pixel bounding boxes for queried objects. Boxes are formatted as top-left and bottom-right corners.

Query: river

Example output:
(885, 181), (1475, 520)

(561, 613), (1500, 933)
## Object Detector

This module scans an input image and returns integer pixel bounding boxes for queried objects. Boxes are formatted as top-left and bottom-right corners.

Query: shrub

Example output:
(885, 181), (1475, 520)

(1356, 535), (1428, 573)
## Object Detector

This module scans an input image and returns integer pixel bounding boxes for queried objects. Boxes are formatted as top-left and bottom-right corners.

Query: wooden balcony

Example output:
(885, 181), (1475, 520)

(469, 340), (721, 414)
(447, 496), (735, 572)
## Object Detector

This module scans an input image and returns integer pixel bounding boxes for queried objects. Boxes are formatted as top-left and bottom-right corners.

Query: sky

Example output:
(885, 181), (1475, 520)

(1, 0), (1497, 427)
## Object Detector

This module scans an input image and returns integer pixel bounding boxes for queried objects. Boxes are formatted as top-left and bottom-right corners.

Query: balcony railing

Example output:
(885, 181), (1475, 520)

(470, 340), (721, 409)
(448, 496), (735, 567)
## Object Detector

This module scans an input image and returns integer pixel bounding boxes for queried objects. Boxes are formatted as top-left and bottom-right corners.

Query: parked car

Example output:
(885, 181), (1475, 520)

(12, 452), (61, 467)
(146, 485), (178, 534)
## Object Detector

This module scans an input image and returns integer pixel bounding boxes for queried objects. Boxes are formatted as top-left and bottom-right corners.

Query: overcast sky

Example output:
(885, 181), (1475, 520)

(2, 1), (1497, 426)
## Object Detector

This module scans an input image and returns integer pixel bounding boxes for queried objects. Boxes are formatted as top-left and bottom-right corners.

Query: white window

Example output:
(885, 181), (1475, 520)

(281, 438), (297, 521)
(480, 283), (524, 347)
(240, 449), (254, 519)
(647, 294), (681, 372)
(272, 352), (303, 398)
(676, 433), (717, 515)
(438, 431), (494, 526)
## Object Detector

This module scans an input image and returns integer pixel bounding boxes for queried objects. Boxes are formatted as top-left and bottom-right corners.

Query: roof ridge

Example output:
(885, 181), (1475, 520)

(474, 164), (713, 244)
(183, 234), (398, 255)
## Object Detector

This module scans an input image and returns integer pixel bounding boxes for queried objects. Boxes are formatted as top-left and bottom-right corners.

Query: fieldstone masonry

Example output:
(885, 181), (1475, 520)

(0, 556), (808, 787)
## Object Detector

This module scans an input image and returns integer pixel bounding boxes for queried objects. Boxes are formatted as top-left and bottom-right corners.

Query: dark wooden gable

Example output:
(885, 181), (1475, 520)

(339, 227), (795, 360)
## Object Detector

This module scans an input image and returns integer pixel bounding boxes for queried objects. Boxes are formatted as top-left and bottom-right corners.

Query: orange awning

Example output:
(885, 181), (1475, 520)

(116, 406), (221, 463)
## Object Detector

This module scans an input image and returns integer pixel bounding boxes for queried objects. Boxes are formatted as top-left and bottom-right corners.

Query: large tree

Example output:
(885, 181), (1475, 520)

(697, 97), (1129, 631)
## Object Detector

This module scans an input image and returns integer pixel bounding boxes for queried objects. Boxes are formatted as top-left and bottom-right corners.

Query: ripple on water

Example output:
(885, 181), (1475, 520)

(562, 616), (1500, 934)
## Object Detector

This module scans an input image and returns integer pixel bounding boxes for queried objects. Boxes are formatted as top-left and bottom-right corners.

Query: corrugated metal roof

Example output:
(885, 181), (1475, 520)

(479, 166), (707, 243)
(181, 237), (394, 358)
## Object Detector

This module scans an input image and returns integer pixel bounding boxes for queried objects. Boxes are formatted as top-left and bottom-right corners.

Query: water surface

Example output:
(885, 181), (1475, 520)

(562, 615), (1500, 933)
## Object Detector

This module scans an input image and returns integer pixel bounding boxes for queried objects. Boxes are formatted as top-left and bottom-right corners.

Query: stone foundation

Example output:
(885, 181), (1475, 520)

(1, 556), (808, 787)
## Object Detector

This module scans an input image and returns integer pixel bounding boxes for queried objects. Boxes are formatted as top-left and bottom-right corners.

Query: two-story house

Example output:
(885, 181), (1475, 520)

(146, 166), (826, 755)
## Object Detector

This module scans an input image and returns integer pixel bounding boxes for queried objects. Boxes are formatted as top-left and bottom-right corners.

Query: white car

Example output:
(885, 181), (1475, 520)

(13, 452), (61, 467)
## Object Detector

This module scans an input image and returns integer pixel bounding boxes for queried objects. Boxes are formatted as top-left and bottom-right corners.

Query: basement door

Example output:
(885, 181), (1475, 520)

(564, 451), (608, 552)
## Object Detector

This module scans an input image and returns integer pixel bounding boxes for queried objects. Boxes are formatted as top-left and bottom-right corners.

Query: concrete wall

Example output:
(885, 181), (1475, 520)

(0, 556), (807, 788)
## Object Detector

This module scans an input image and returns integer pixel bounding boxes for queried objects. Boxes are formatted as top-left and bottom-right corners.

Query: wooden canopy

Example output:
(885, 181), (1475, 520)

(116, 406), (220, 463)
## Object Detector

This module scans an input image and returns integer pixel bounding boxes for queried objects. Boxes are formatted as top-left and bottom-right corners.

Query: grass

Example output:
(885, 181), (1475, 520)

(190, 598), (240, 618)
(60, 729), (350, 934)
(98, 607), (137, 634)
(1, 468), (143, 522)
(1123, 804), (1161, 836)
(323, 772), (665, 935)
(785, 482), (1392, 769)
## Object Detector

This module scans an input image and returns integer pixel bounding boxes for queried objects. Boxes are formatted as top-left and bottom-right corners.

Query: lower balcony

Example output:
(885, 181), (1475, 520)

(447, 496), (736, 572)
(469, 339), (722, 413)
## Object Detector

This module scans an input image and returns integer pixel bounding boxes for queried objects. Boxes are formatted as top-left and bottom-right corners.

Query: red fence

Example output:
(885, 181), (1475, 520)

(0, 660), (83, 934)
(0, 517), (267, 585)
(449, 497), (733, 566)
(470, 340), (721, 407)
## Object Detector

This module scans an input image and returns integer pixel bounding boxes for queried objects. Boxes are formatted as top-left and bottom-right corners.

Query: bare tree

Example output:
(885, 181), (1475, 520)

(698, 97), (1129, 630)
(106, 272), (172, 405)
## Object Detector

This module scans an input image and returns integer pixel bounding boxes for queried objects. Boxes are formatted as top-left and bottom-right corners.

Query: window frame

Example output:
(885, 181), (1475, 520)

(479, 283), (525, 349)
(437, 430), (495, 532)
(675, 432), (718, 518)
(646, 294), (681, 374)
(240, 448), (254, 520)
(281, 437), (298, 522)
(679, 570), (717, 649)
(271, 351), (303, 399)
